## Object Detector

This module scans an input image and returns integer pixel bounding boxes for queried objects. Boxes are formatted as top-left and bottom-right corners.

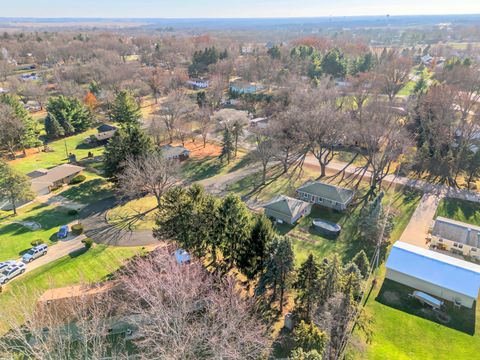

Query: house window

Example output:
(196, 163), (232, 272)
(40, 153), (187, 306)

(453, 243), (458, 247)
(472, 248), (477, 252)
(458, 244), (463, 249)
(318, 197), (323, 202)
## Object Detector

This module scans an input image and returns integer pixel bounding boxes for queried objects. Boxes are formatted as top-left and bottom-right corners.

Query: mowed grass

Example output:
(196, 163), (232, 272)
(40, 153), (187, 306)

(181, 148), (253, 182)
(358, 270), (480, 360)
(435, 198), (480, 226)
(0, 202), (77, 261)
(107, 196), (158, 231)
(354, 196), (480, 359)
(9, 129), (105, 175)
(0, 245), (141, 333)
(228, 168), (422, 266)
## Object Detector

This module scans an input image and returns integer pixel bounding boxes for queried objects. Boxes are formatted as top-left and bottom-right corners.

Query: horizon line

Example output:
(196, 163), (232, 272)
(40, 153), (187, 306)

(1, 13), (480, 21)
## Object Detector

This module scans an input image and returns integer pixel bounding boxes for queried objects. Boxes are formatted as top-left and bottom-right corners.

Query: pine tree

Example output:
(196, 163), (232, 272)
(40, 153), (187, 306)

(44, 113), (65, 139)
(258, 236), (295, 313)
(103, 125), (152, 178)
(220, 127), (234, 164)
(0, 94), (40, 148)
(236, 214), (274, 279)
(110, 90), (141, 126)
(351, 250), (370, 278)
(293, 321), (328, 355)
(294, 254), (321, 321)
(45, 95), (93, 137)
(217, 193), (253, 269)
(319, 255), (343, 305)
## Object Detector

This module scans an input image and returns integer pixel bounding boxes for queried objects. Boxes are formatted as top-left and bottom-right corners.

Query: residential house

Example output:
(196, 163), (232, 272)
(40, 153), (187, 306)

(249, 117), (269, 128)
(296, 181), (354, 211)
(263, 195), (312, 225)
(187, 79), (209, 89)
(386, 241), (480, 308)
(160, 144), (190, 161)
(85, 130), (116, 145)
(28, 164), (84, 196)
(429, 217), (480, 261)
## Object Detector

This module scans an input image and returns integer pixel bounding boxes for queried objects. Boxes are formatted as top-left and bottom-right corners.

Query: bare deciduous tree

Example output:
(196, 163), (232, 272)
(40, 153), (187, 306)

(116, 249), (271, 360)
(158, 91), (197, 143)
(117, 152), (180, 208)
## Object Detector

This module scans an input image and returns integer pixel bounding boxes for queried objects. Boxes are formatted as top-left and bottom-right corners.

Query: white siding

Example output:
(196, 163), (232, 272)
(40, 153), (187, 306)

(386, 269), (475, 308)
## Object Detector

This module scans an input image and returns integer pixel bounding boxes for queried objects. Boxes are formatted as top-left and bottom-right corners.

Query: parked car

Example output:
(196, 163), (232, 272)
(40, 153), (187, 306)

(22, 244), (48, 263)
(0, 260), (16, 271)
(58, 225), (69, 239)
(0, 262), (26, 284)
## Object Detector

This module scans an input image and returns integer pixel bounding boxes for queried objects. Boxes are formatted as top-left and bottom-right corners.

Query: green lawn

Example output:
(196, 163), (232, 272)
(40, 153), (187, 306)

(181, 149), (253, 182)
(60, 175), (113, 204)
(0, 202), (77, 261)
(9, 129), (105, 175)
(0, 245), (141, 333)
(358, 273), (480, 360)
(107, 196), (158, 231)
(228, 169), (422, 266)
(353, 195), (480, 359)
(435, 198), (480, 226)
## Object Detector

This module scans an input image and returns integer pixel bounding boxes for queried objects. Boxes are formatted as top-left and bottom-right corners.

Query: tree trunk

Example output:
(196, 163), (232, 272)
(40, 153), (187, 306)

(10, 196), (17, 216)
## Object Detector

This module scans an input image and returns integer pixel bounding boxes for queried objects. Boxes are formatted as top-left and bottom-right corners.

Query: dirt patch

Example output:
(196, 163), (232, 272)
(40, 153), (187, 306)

(382, 290), (401, 305)
(169, 141), (222, 159)
(5, 147), (42, 163)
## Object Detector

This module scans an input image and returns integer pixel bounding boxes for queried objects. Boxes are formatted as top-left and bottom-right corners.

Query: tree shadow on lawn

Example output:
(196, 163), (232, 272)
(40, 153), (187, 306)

(61, 178), (112, 203)
(439, 198), (480, 224)
(182, 156), (224, 182)
(376, 279), (476, 335)
(68, 247), (89, 258)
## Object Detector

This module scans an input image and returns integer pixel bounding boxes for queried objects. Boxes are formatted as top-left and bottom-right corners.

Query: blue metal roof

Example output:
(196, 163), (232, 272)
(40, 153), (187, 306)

(386, 242), (480, 299)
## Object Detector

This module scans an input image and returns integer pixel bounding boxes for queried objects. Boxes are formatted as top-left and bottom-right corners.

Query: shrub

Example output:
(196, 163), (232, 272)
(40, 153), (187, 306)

(293, 321), (328, 355)
(69, 174), (86, 185)
(71, 223), (84, 235)
(67, 209), (79, 216)
(30, 239), (44, 247)
(82, 237), (93, 249)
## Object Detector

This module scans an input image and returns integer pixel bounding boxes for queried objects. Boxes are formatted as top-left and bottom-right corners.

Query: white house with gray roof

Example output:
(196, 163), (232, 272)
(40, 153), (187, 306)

(430, 217), (480, 262)
(296, 181), (354, 211)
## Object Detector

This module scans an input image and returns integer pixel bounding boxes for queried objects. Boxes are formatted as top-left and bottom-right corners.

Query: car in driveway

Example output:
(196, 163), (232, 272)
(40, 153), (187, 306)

(22, 244), (48, 263)
(58, 225), (69, 239)
(0, 260), (16, 271)
(0, 262), (26, 284)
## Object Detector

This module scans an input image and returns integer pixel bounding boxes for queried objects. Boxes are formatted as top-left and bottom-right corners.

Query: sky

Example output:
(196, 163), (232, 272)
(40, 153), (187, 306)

(2, 0), (480, 18)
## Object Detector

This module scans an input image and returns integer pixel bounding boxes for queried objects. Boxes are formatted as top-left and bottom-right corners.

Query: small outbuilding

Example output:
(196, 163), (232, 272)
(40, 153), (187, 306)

(160, 144), (190, 161)
(263, 195), (312, 225)
(386, 241), (480, 308)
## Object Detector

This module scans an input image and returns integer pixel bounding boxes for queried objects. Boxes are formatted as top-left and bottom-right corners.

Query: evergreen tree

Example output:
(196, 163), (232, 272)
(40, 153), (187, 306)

(267, 45), (281, 59)
(342, 263), (363, 299)
(294, 254), (322, 321)
(321, 49), (347, 78)
(357, 192), (393, 246)
(103, 125), (152, 178)
(293, 321), (328, 356)
(289, 348), (322, 360)
(0, 94), (40, 148)
(44, 113), (65, 139)
(217, 193), (253, 269)
(259, 236), (295, 313)
(45, 95), (93, 138)
(351, 250), (370, 278)
(110, 90), (141, 126)
(319, 255), (343, 305)
(237, 214), (274, 279)
(220, 127), (234, 163)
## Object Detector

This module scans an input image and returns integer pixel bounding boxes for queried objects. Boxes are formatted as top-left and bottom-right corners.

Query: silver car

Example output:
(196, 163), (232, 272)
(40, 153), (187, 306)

(22, 244), (48, 263)
(0, 262), (26, 284)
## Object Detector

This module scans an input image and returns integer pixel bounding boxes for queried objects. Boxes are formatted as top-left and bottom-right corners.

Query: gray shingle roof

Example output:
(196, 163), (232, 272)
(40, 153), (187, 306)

(263, 195), (310, 219)
(297, 181), (354, 204)
(30, 164), (84, 192)
(432, 217), (480, 248)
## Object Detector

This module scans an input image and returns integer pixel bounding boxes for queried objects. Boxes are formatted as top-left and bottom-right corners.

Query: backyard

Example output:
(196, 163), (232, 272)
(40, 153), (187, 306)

(355, 197), (480, 359)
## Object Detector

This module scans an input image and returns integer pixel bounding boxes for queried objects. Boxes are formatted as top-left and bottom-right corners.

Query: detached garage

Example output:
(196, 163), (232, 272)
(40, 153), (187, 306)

(386, 241), (480, 308)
